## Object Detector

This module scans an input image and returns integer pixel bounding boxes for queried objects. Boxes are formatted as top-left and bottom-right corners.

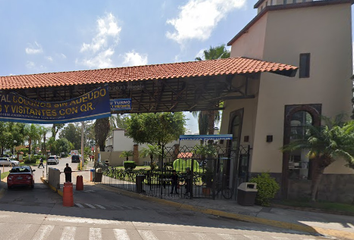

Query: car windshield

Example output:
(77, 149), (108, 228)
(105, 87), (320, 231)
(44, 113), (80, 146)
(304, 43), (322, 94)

(10, 167), (30, 173)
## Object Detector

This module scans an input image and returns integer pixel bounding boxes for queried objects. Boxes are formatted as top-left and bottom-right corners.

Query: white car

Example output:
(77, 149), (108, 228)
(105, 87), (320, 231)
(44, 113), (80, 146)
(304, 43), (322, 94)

(47, 155), (59, 165)
(0, 157), (19, 166)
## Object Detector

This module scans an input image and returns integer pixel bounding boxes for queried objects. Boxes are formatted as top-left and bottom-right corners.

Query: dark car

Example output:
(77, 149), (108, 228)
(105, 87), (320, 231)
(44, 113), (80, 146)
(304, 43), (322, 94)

(7, 166), (35, 189)
(72, 155), (80, 163)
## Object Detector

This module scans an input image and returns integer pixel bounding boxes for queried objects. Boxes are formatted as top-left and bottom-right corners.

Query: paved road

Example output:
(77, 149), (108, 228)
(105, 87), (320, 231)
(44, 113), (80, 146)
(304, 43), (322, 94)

(0, 158), (336, 240)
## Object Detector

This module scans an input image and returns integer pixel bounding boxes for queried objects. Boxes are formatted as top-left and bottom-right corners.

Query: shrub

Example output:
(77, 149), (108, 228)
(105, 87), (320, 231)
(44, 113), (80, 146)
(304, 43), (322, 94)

(123, 161), (137, 170)
(250, 172), (280, 207)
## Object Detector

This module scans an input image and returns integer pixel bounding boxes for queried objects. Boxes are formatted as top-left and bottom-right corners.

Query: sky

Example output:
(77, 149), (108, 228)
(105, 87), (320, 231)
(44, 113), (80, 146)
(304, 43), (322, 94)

(1, 0), (351, 134)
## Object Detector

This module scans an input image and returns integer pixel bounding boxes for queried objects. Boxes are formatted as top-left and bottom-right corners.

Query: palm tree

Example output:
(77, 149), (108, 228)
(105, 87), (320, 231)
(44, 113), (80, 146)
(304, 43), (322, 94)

(282, 115), (354, 201)
(39, 126), (50, 158)
(140, 144), (162, 171)
(94, 118), (110, 151)
(120, 150), (133, 161)
(194, 45), (229, 135)
(25, 124), (41, 155)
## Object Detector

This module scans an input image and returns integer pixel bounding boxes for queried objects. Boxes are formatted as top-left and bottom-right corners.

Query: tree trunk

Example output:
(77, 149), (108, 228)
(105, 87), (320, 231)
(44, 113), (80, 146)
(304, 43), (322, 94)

(28, 139), (32, 154)
(311, 167), (324, 202)
(208, 110), (214, 135)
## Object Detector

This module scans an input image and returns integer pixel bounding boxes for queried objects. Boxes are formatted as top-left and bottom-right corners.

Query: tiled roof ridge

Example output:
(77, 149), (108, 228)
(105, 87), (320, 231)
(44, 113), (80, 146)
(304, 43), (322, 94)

(1, 58), (228, 78)
(0, 57), (297, 90)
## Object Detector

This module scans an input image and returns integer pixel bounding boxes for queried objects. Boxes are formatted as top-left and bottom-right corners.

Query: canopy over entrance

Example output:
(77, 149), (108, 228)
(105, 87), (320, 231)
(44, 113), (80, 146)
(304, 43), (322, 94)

(0, 57), (297, 121)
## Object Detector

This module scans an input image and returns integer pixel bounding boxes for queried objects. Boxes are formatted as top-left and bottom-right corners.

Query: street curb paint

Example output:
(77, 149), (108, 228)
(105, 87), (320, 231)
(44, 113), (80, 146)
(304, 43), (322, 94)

(95, 183), (354, 240)
(40, 177), (63, 196)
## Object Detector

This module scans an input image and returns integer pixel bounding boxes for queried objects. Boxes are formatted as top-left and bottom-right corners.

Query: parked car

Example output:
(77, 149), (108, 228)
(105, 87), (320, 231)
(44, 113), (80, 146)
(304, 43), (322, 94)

(7, 166), (35, 189)
(71, 155), (80, 163)
(0, 157), (18, 166)
(9, 158), (20, 166)
(47, 155), (59, 165)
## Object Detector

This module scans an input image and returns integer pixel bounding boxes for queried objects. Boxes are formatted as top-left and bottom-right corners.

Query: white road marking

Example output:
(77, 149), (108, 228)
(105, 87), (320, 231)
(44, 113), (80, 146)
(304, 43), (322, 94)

(89, 228), (102, 240)
(8, 224), (31, 240)
(60, 226), (76, 240)
(193, 232), (213, 240)
(218, 233), (237, 240)
(75, 203), (84, 208)
(95, 204), (106, 209)
(32, 225), (54, 240)
(45, 216), (121, 225)
(244, 235), (263, 240)
(85, 203), (96, 209)
(138, 230), (159, 240)
(113, 229), (130, 240)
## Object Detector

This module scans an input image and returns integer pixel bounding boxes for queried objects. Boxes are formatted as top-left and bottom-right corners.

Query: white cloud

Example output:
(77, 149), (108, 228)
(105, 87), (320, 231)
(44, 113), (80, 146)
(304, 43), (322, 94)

(80, 13), (121, 53)
(25, 41), (43, 54)
(26, 61), (35, 69)
(122, 51), (148, 66)
(78, 13), (122, 69)
(79, 48), (115, 69)
(166, 0), (246, 45)
(45, 56), (53, 62)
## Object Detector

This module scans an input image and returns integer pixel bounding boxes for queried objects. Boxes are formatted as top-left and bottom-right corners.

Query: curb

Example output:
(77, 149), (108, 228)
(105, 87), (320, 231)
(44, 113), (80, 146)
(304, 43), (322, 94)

(41, 178), (354, 240)
(95, 183), (354, 240)
(40, 177), (63, 197)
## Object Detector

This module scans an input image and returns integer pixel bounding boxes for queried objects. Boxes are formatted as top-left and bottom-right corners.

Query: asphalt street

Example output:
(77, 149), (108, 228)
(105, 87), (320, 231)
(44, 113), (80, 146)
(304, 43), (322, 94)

(0, 157), (342, 240)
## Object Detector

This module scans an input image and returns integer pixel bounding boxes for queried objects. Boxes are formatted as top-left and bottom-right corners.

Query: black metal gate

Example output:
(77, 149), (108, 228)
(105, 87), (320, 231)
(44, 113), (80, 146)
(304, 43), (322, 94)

(100, 144), (250, 200)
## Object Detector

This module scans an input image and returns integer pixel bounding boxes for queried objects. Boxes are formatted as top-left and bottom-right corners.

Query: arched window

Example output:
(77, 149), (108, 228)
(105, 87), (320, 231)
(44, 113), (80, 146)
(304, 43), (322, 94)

(282, 104), (321, 182)
(288, 111), (313, 179)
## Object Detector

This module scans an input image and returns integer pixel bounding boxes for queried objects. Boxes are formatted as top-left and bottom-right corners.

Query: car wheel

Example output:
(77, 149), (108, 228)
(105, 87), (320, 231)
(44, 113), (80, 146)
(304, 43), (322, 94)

(11, 163), (15, 167)
(7, 185), (12, 190)
(30, 184), (34, 189)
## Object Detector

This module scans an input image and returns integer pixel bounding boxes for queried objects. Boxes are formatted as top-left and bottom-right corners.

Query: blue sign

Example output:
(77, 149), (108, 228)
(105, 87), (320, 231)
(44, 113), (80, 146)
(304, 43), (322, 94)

(0, 85), (111, 124)
(179, 134), (233, 141)
(110, 98), (132, 111)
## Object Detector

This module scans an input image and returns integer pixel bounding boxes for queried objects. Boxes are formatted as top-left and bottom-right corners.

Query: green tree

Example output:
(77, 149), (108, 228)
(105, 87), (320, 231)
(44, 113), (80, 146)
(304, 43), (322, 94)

(25, 124), (41, 154)
(110, 114), (129, 129)
(55, 138), (74, 156)
(39, 126), (50, 157)
(0, 122), (12, 155)
(94, 117), (110, 151)
(125, 112), (185, 145)
(52, 123), (65, 139)
(120, 150), (133, 161)
(140, 144), (162, 170)
(282, 115), (354, 202)
(194, 45), (229, 135)
(195, 44), (230, 61)
(59, 123), (81, 149)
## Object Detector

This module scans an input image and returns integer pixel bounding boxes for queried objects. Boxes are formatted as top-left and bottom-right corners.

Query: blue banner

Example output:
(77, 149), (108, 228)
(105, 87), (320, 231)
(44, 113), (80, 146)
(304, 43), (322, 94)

(110, 98), (132, 111)
(0, 85), (111, 124)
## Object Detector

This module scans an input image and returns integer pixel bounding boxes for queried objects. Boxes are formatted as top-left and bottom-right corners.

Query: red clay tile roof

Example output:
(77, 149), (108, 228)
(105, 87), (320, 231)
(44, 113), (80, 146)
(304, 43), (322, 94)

(177, 152), (193, 159)
(0, 57), (297, 90)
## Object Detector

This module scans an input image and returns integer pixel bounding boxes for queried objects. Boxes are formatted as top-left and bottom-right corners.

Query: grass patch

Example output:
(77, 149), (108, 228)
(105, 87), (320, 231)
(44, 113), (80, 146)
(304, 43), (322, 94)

(273, 199), (354, 215)
(1, 171), (9, 180)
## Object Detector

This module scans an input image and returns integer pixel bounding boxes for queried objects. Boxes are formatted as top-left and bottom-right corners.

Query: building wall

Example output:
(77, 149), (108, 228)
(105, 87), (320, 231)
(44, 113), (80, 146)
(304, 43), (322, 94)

(253, 3), (353, 174)
(230, 14), (267, 59)
(104, 128), (201, 166)
(225, 2), (353, 177)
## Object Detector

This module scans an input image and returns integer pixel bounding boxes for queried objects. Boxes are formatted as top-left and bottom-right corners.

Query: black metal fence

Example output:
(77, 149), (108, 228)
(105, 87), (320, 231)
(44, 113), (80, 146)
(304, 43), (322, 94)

(99, 144), (250, 200)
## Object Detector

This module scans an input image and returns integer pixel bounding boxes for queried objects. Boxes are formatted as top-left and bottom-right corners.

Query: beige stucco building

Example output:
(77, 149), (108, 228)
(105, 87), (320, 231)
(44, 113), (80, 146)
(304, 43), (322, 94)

(220, 0), (354, 202)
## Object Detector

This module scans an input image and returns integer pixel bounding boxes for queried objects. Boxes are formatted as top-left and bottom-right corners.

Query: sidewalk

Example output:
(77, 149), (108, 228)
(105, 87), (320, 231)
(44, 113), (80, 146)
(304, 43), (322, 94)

(48, 162), (354, 240)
